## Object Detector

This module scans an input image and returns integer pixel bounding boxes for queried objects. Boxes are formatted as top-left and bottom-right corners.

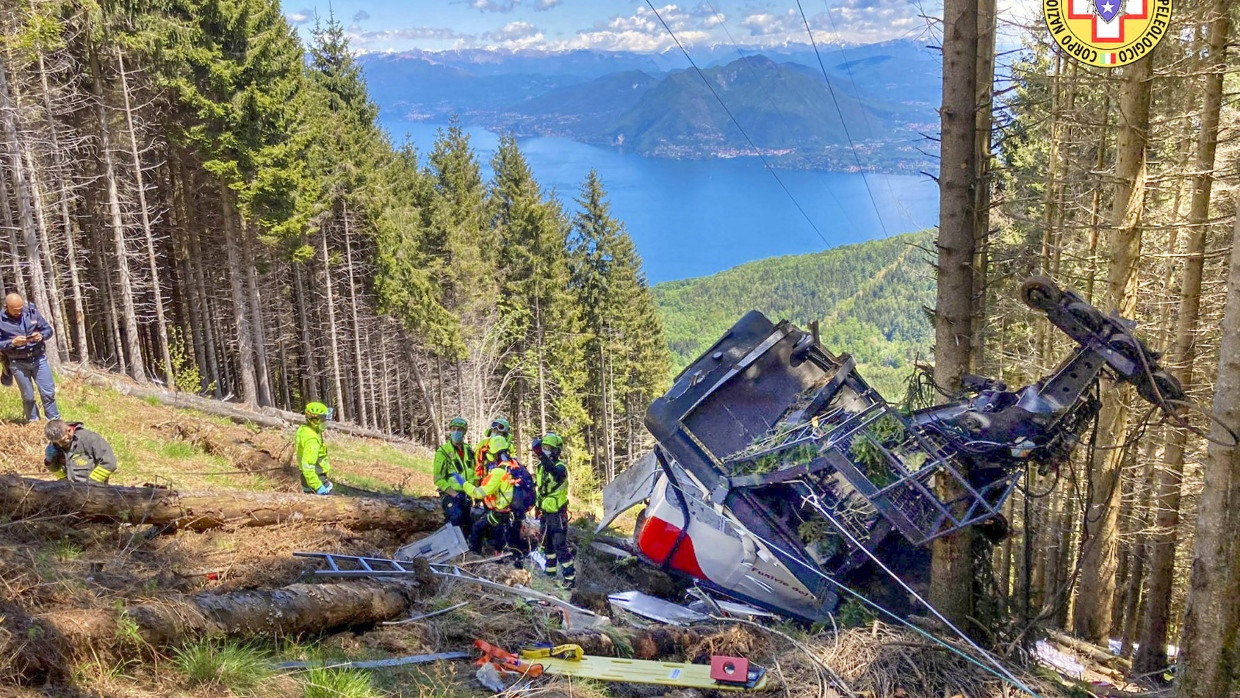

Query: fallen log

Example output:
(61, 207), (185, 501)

(1044, 628), (1132, 672)
(0, 475), (442, 533)
(68, 364), (409, 443)
(23, 572), (433, 667)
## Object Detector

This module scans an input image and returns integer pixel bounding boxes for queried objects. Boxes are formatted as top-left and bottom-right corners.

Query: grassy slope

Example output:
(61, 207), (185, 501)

(0, 377), (435, 496)
(653, 231), (936, 397)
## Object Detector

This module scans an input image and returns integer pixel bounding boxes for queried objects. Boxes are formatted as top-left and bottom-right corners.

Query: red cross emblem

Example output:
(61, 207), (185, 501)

(1067, 0), (1148, 42)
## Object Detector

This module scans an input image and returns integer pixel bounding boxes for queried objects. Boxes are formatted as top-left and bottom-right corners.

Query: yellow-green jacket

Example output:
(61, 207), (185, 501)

(434, 441), (477, 494)
(471, 464), (515, 512)
(535, 458), (569, 514)
(295, 423), (331, 490)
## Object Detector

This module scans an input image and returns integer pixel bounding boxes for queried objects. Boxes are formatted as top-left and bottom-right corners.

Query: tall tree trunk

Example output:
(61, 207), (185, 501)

(0, 160), (24, 295)
(1137, 1), (1230, 674)
(968, 0), (996, 375)
(89, 43), (145, 381)
(342, 202), (368, 427)
(116, 49), (172, 385)
(1174, 195), (1240, 698)
(0, 57), (54, 345)
(31, 23), (86, 361)
(321, 228), (346, 420)
(239, 220), (272, 407)
(930, 0), (980, 630)
(218, 183), (258, 405)
(1072, 56), (1151, 644)
(293, 259), (318, 403)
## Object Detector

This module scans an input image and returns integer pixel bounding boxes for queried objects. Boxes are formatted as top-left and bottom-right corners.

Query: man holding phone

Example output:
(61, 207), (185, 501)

(0, 293), (59, 422)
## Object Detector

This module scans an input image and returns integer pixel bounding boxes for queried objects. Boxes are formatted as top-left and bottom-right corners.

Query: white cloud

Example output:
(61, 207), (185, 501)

(472, 0), (520, 12)
(483, 20), (545, 47)
(547, 4), (712, 51)
(285, 8), (315, 25)
(353, 10), (370, 22)
(534, 0), (561, 9)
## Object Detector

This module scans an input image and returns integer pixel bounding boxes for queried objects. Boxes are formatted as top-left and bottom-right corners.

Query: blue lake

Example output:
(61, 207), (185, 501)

(382, 119), (940, 284)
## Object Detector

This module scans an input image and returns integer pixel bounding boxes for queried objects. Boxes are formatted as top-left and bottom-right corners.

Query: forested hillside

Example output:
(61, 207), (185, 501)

(0, 3), (667, 482)
(655, 232), (934, 395)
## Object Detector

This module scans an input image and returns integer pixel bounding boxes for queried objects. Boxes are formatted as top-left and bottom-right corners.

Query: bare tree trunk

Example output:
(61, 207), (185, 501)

(321, 228), (346, 420)
(293, 259), (317, 403)
(0, 160), (24, 295)
(1174, 195), (1240, 698)
(378, 324), (392, 434)
(89, 43), (145, 381)
(115, 48), (172, 385)
(30, 24), (85, 361)
(1136, 2), (1230, 674)
(1073, 56), (1151, 644)
(968, 0), (995, 375)
(342, 202), (368, 427)
(218, 182), (258, 405)
(186, 194), (221, 397)
(240, 220), (272, 407)
(0, 57), (53, 342)
(930, 0), (980, 630)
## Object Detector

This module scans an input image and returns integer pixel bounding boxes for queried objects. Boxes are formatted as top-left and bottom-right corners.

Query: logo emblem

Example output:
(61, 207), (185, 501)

(1043, 0), (1172, 67)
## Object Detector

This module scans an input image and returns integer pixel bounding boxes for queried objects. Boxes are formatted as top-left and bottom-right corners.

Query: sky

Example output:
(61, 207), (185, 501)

(282, 0), (1043, 55)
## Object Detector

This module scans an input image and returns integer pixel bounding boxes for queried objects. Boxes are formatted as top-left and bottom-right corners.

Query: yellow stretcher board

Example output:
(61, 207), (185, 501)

(528, 655), (768, 691)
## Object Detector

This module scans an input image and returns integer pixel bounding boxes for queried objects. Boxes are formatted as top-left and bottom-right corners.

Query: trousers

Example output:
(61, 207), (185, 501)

(10, 354), (58, 421)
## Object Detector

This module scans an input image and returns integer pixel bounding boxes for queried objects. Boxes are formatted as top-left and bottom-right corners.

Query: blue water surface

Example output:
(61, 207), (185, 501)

(382, 119), (940, 284)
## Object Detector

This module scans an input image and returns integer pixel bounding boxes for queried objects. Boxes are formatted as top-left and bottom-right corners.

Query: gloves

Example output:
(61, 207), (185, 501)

(452, 472), (466, 488)
(316, 481), (334, 495)
(88, 466), (111, 484)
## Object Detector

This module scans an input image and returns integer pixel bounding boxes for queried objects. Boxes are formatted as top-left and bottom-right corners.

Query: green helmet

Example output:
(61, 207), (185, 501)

(541, 433), (564, 450)
(488, 418), (511, 435)
(305, 402), (330, 417)
(488, 434), (511, 455)
(449, 416), (468, 430)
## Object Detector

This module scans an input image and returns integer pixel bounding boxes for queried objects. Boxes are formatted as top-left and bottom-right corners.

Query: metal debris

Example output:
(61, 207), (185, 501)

(394, 524), (468, 564)
(608, 590), (709, 625)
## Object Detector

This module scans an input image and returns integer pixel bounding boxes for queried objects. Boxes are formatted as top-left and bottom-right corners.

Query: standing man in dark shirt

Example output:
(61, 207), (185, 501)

(0, 293), (59, 422)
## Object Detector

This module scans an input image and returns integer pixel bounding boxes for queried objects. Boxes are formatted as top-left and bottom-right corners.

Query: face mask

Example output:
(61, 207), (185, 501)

(450, 431), (464, 445)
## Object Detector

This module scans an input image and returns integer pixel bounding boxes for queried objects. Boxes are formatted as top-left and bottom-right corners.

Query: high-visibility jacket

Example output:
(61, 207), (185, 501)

(472, 463), (515, 513)
(45, 423), (117, 484)
(295, 422), (331, 490)
(535, 457), (569, 514)
(434, 441), (477, 494)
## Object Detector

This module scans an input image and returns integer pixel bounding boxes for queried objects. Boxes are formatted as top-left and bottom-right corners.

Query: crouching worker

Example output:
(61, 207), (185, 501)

(44, 420), (117, 484)
(297, 402), (334, 495)
(534, 433), (574, 588)
(434, 416), (477, 535)
(468, 434), (517, 557)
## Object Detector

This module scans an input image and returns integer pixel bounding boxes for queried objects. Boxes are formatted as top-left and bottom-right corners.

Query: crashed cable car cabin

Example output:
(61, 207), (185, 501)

(627, 276), (1182, 623)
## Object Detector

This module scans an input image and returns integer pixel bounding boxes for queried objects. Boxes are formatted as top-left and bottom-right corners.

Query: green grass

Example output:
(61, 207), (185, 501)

(160, 441), (198, 459)
(173, 640), (273, 694)
(52, 539), (83, 562)
(301, 666), (384, 698)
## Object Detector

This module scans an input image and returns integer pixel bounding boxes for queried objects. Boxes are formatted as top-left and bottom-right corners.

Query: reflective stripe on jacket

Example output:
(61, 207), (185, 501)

(434, 441), (477, 493)
(44, 424), (117, 483)
(535, 458), (569, 513)
(474, 464), (515, 512)
(295, 423), (330, 490)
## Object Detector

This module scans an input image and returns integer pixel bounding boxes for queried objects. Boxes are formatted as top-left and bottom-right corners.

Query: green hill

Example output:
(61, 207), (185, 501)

(653, 231), (935, 397)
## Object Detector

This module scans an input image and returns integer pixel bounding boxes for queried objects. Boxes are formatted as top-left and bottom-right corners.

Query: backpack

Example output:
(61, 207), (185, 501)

(507, 462), (536, 513)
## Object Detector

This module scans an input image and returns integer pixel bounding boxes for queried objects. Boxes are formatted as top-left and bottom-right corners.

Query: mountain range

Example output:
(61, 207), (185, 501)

(359, 41), (940, 173)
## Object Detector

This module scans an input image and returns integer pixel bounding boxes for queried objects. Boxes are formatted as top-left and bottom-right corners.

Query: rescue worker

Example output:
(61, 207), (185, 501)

(296, 402), (334, 494)
(433, 416), (477, 534)
(473, 417), (512, 480)
(533, 433), (574, 588)
(468, 433), (517, 557)
(44, 420), (117, 484)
